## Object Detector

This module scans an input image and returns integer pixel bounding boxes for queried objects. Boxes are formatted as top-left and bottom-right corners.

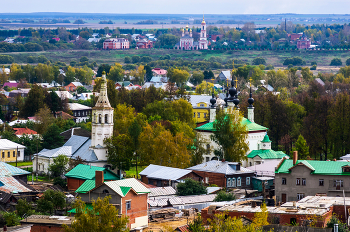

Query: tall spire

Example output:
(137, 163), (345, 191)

(94, 71), (112, 109)
(248, 86), (255, 122)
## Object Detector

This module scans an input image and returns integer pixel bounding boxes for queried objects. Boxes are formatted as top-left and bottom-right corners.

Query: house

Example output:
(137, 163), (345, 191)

(0, 162), (32, 194)
(13, 128), (38, 138)
(275, 151), (350, 203)
(53, 91), (73, 100)
(76, 176), (150, 230)
(65, 164), (119, 191)
(288, 33), (303, 41)
(115, 81), (133, 89)
(55, 111), (76, 121)
(3, 82), (18, 89)
(87, 38), (100, 43)
(140, 164), (202, 188)
(152, 68), (167, 77)
(187, 160), (255, 188)
(246, 160), (281, 177)
(217, 70), (231, 81)
(297, 35), (311, 49)
(0, 139), (26, 162)
(67, 103), (92, 123)
(20, 215), (73, 232)
(8, 89), (30, 98)
(244, 134), (289, 167)
(0, 191), (18, 211)
(195, 89), (268, 162)
(64, 82), (83, 92)
(103, 38), (129, 50)
(189, 95), (212, 123)
(136, 39), (153, 49)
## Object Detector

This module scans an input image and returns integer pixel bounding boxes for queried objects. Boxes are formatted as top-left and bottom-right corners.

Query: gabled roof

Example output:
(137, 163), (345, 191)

(75, 180), (96, 193)
(139, 164), (193, 181)
(0, 139), (26, 149)
(0, 176), (32, 193)
(68, 103), (92, 111)
(247, 150), (288, 159)
(148, 186), (176, 197)
(187, 160), (254, 175)
(65, 164), (119, 181)
(195, 117), (267, 132)
(0, 162), (30, 177)
(103, 178), (150, 197)
(70, 82), (83, 87)
(275, 159), (350, 175)
(13, 128), (37, 135)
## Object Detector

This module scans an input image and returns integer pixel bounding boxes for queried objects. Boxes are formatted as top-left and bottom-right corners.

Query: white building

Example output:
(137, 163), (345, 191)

(0, 139), (26, 162)
(67, 103), (92, 123)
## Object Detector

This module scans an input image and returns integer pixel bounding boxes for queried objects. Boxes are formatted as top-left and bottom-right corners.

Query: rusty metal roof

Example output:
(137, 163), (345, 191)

(149, 186), (176, 197)
(148, 194), (217, 207)
(0, 176), (32, 193)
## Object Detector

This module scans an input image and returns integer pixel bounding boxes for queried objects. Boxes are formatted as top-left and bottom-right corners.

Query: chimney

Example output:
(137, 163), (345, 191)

(95, 170), (104, 187)
(293, 151), (298, 165)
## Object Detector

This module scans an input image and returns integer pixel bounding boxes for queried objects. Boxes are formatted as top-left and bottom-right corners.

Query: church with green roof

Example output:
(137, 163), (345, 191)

(195, 82), (270, 165)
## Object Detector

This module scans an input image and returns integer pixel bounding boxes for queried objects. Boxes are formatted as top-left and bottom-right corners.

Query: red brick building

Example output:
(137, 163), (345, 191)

(64, 82), (83, 92)
(297, 36), (311, 49)
(103, 38), (129, 50)
(288, 33), (303, 41)
(136, 39), (153, 49)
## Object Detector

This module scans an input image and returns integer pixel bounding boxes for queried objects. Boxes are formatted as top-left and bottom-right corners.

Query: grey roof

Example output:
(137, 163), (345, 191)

(315, 78), (325, 86)
(219, 71), (231, 79)
(188, 95), (212, 107)
(148, 186), (176, 197)
(68, 103), (92, 111)
(148, 194), (216, 207)
(65, 135), (90, 154)
(187, 160), (254, 175)
(0, 139), (26, 149)
(139, 164), (192, 181)
(70, 140), (98, 162)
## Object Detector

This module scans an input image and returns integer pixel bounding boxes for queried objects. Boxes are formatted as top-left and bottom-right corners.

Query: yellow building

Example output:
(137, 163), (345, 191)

(193, 102), (210, 123)
(0, 139), (25, 162)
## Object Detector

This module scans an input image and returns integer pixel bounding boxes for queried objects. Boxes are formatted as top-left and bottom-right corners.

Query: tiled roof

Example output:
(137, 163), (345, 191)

(65, 164), (119, 180)
(187, 160), (254, 175)
(139, 164), (193, 181)
(247, 149), (288, 159)
(276, 159), (350, 175)
(195, 118), (267, 132)
(13, 128), (37, 135)
(0, 139), (26, 149)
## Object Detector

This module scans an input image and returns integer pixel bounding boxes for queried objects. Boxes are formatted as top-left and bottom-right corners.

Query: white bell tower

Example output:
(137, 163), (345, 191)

(199, 15), (208, 49)
(91, 71), (114, 160)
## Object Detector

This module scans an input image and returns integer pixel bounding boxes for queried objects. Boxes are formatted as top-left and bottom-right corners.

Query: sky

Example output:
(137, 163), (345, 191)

(2, 0), (350, 14)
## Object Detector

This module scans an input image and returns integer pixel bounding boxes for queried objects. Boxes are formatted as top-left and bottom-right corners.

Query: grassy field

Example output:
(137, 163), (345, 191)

(125, 165), (147, 178)
(3, 49), (350, 70)
(8, 161), (33, 167)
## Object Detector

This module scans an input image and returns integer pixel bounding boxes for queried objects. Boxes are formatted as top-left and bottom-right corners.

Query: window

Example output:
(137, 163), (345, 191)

(319, 179), (324, 186)
(99, 114), (102, 123)
(227, 178), (231, 187)
(7, 152), (10, 158)
(205, 177), (209, 184)
(2, 152), (4, 158)
(102, 189), (109, 194)
(204, 113), (207, 118)
(232, 178), (236, 187)
(206, 157), (210, 162)
(246, 177), (250, 185)
(200, 104), (204, 107)
(105, 114), (108, 123)
(282, 178), (286, 185)
(302, 178), (306, 186)
(197, 112), (200, 118)
(13, 151), (15, 157)
(206, 144), (210, 152)
(297, 193), (305, 200)
(193, 113), (195, 118)
(126, 201), (131, 210)
(334, 180), (344, 187)
(296, 178), (300, 185)
(237, 177), (241, 187)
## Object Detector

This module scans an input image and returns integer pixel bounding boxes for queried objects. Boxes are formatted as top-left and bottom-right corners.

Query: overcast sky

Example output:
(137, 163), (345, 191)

(2, 0), (350, 14)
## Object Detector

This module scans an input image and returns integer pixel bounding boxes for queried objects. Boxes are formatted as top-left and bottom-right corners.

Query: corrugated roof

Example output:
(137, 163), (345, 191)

(106, 178), (150, 195)
(148, 194), (216, 207)
(276, 159), (350, 175)
(70, 139), (98, 162)
(149, 186), (176, 197)
(75, 180), (96, 193)
(0, 162), (30, 176)
(0, 139), (26, 149)
(65, 164), (119, 180)
(195, 118), (267, 132)
(68, 103), (91, 111)
(188, 160), (254, 175)
(247, 149), (289, 159)
(0, 176), (32, 193)
(140, 164), (193, 181)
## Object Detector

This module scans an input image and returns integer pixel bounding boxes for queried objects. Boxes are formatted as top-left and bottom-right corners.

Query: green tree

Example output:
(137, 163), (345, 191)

(63, 196), (129, 232)
(76, 86), (88, 94)
(124, 56), (131, 63)
(176, 178), (206, 196)
(105, 134), (134, 171)
(107, 63), (124, 82)
(252, 57), (266, 65)
(2, 212), (20, 227)
(167, 68), (189, 86)
(42, 124), (64, 149)
(191, 71), (204, 85)
(48, 154), (70, 178)
(16, 199), (34, 218)
(20, 84), (45, 118)
(195, 81), (214, 95)
(35, 63), (53, 83)
(327, 214), (349, 232)
(214, 191), (236, 202)
(211, 110), (249, 162)
(295, 134), (309, 159)
(330, 58), (342, 66)
(34, 106), (55, 134)
(37, 189), (66, 215)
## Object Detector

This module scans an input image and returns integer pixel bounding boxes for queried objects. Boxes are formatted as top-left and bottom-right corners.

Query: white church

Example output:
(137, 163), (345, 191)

(195, 80), (287, 167)
(33, 72), (114, 174)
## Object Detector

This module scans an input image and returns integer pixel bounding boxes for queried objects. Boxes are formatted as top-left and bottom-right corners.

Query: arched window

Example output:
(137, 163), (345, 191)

(105, 114), (108, 123)
(99, 114), (102, 123)
(206, 144), (210, 152)
(227, 178), (231, 187)
(237, 177), (241, 187)
(232, 178), (236, 187)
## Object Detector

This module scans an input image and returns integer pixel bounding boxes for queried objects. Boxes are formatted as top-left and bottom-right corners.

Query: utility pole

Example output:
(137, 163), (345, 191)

(16, 146), (18, 167)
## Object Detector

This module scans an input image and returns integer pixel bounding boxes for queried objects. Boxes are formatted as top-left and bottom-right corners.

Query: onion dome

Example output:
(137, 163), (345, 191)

(248, 87), (254, 108)
(228, 79), (236, 98)
(210, 93), (216, 108)
(233, 95), (240, 107)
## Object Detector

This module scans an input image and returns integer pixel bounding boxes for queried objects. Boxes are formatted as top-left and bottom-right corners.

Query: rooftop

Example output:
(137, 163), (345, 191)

(21, 215), (73, 226)
(67, 103), (92, 111)
(13, 127), (37, 135)
(195, 117), (267, 132)
(0, 139), (26, 149)
(139, 164), (193, 181)
(247, 150), (288, 159)
(65, 164), (119, 181)
(187, 160), (254, 175)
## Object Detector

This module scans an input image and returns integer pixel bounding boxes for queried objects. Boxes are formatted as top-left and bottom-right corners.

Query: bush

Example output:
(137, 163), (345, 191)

(141, 56), (152, 62)
(252, 57), (266, 65)
(37, 55), (48, 63)
(2, 212), (20, 226)
(124, 56), (132, 63)
(330, 58), (342, 66)
(265, 64), (274, 70)
(214, 190), (236, 202)
(53, 177), (67, 189)
(311, 61), (317, 66)
(346, 58), (350, 66)
(288, 64), (293, 69)
(283, 56), (304, 66)
(176, 178), (206, 196)
(132, 55), (140, 63)
(310, 65), (317, 70)
(0, 54), (14, 64)
(27, 56), (37, 63)
(123, 64), (136, 70)
(327, 214), (349, 232)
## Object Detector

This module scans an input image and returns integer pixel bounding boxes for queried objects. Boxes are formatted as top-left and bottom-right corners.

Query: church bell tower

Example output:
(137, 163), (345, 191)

(91, 71), (114, 160)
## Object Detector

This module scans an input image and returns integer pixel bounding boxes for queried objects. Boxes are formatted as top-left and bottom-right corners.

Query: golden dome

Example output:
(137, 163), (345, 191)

(186, 25), (189, 30)
(202, 14), (206, 24)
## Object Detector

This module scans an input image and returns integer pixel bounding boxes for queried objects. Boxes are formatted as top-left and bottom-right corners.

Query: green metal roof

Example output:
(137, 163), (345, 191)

(247, 149), (289, 159)
(65, 164), (119, 181)
(195, 117), (267, 132)
(75, 180), (96, 193)
(261, 134), (271, 143)
(276, 159), (350, 175)
(68, 203), (94, 214)
(120, 186), (132, 196)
